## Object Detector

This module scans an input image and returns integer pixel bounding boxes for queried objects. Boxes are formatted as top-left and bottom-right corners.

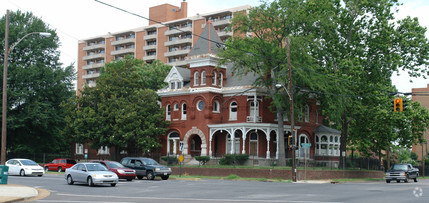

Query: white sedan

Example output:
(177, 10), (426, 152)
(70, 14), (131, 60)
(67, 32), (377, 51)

(5, 158), (44, 176)
(65, 163), (118, 187)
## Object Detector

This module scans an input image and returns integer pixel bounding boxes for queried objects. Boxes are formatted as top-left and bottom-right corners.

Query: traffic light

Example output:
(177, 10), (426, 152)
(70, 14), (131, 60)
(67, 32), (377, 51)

(287, 134), (293, 147)
(394, 98), (402, 112)
(402, 99), (407, 111)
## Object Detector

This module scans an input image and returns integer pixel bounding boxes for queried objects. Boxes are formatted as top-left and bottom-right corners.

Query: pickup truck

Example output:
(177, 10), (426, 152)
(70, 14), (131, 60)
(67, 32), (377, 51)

(385, 163), (419, 183)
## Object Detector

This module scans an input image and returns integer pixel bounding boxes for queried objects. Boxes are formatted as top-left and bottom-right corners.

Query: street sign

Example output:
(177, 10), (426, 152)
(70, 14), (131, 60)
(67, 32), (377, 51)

(178, 154), (184, 163)
(179, 141), (184, 152)
(301, 143), (311, 149)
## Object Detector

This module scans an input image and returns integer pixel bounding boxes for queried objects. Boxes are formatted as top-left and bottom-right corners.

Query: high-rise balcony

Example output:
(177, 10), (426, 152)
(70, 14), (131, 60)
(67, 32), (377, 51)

(82, 53), (105, 61)
(82, 62), (105, 70)
(167, 60), (187, 67)
(164, 38), (192, 47)
(164, 49), (190, 57)
(144, 34), (157, 40)
(143, 55), (156, 61)
(111, 38), (135, 46)
(82, 72), (101, 79)
(143, 45), (157, 51)
(218, 31), (233, 38)
(83, 43), (105, 51)
(111, 48), (135, 56)
(165, 26), (192, 36)
(212, 19), (231, 27)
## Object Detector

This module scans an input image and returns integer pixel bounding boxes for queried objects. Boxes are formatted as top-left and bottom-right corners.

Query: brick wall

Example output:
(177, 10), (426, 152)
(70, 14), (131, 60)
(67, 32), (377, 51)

(171, 167), (384, 180)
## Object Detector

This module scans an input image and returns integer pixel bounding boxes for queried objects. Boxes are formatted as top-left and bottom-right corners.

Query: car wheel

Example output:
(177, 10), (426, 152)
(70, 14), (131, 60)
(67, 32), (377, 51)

(58, 167), (63, 172)
(87, 177), (94, 187)
(137, 175), (143, 180)
(414, 177), (418, 182)
(405, 176), (409, 183)
(386, 180), (390, 183)
(38, 175), (43, 177)
(146, 171), (155, 180)
(44, 167), (49, 172)
(161, 175), (169, 180)
(396, 180), (400, 183)
(67, 175), (74, 185)
(111, 183), (116, 187)
(20, 169), (25, 176)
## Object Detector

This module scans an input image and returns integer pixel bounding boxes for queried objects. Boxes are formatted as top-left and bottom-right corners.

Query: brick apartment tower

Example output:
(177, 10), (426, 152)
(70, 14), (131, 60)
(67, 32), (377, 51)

(412, 84), (429, 162)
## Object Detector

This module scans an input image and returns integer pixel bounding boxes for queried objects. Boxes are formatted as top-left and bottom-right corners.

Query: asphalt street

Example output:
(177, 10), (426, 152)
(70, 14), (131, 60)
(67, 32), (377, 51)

(7, 174), (429, 203)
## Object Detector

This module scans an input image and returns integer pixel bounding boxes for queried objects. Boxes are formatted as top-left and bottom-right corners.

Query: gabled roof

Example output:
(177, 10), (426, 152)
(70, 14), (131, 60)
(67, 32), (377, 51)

(315, 125), (341, 135)
(187, 20), (223, 57)
(164, 66), (190, 83)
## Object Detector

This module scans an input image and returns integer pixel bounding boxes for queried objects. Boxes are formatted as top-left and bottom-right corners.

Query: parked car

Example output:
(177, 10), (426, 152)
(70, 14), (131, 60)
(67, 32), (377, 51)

(385, 163), (419, 183)
(44, 158), (76, 172)
(120, 157), (172, 180)
(92, 160), (136, 181)
(5, 158), (44, 176)
(65, 162), (118, 187)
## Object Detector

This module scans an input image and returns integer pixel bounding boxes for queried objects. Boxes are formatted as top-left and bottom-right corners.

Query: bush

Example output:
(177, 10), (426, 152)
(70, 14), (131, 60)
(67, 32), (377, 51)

(195, 156), (210, 165)
(161, 156), (177, 165)
(219, 154), (249, 165)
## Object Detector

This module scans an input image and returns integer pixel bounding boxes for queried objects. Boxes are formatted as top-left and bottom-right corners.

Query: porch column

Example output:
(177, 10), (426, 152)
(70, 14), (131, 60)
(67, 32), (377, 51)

(201, 143), (207, 156)
(266, 133), (270, 159)
(173, 139), (177, 155)
(231, 131), (235, 154)
(209, 129), (214, 157)
(241, 133), (247, 154)
(276, 132), (279, 159)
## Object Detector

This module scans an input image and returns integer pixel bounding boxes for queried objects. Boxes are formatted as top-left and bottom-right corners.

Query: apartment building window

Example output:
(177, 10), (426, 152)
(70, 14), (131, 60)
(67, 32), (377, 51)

(147, 40), (156, 46)
(169, 47), (178, 52)
(147, 51), (156, 56)
(201, 71), (206, 85)
(147, 30), (156, 35)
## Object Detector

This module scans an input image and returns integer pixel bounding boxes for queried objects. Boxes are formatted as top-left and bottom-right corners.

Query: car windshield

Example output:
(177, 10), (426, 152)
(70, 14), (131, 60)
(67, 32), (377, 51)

(143, 159), (159, 165)
(106, 161), (125, 168)
(392, 165), (407, 170)
(20, 160), (38, 166)
(86, 164), (109, 171)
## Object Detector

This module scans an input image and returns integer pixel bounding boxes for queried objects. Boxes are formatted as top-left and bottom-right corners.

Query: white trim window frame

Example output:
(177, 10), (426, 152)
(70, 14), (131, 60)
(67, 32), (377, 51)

(166, 104), (171, 121)
(181, 103), (187, 120)
(194, 71), (199, 86)
(75, 143), (84, 155)
(201, 71), (206, 85)
(229, 101), (238, 120)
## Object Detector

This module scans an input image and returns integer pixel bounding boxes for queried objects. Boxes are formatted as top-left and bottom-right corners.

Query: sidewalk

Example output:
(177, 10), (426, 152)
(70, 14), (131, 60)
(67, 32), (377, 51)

(0, 184), (39, 203)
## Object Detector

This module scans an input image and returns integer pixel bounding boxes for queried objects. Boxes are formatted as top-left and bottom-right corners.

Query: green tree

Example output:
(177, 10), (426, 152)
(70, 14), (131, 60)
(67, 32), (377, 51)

(0, 11), (75, 153)
(62, 56), (170, 160)
(218, 0), (429, 166)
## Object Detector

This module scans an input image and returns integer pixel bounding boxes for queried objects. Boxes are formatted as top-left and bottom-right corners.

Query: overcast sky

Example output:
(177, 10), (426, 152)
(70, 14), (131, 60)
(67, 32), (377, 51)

(2, 0), (429, 93)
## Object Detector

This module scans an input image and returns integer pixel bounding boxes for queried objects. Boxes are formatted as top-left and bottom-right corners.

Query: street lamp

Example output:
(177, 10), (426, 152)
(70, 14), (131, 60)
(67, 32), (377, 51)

(2, 10), (52, 164)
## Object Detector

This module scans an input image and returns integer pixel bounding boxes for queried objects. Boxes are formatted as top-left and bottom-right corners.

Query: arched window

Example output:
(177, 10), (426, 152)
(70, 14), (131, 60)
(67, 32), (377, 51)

(229, 102), (238, 120)
(218, 72), (223, 87)
(166, 104), (171, 121)
(194, 71), (199, 86)
(213, 100), (220, 113)
(174, 103), (179, 111)
(181, 103), (187, 120)
(212, 71), (217, 85)
(201, 71), (206, 85)
(304, 104), (310, 122)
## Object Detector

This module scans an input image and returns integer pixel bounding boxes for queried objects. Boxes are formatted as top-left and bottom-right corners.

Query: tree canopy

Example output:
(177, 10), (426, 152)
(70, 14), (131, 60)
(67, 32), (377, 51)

(0, 11), (75, 153)
(62, 57), (170, 159)
(218, 0), (429, 164)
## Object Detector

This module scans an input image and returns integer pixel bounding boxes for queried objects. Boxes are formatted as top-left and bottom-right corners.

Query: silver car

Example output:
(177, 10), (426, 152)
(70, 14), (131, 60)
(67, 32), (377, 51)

(65, 163), (119, 187)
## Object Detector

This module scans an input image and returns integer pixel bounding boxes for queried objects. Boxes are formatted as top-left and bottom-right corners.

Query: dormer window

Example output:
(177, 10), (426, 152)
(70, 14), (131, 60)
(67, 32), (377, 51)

(169, 81), (182, 90)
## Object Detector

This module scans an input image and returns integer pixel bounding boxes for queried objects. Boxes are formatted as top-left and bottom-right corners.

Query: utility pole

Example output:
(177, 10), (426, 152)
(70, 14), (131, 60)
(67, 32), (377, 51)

(1, 10), (10, 165)
(286, 36), (296, 182)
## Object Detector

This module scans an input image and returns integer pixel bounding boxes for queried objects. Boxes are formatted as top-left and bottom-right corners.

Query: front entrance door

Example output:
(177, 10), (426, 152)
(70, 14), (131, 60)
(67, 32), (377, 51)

(190, 135), (201, 156)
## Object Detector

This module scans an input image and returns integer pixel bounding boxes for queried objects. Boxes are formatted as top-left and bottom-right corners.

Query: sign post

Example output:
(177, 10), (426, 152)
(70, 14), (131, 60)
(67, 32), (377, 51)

(301, 143), (311, 180)
(179, 141), (184, 177)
